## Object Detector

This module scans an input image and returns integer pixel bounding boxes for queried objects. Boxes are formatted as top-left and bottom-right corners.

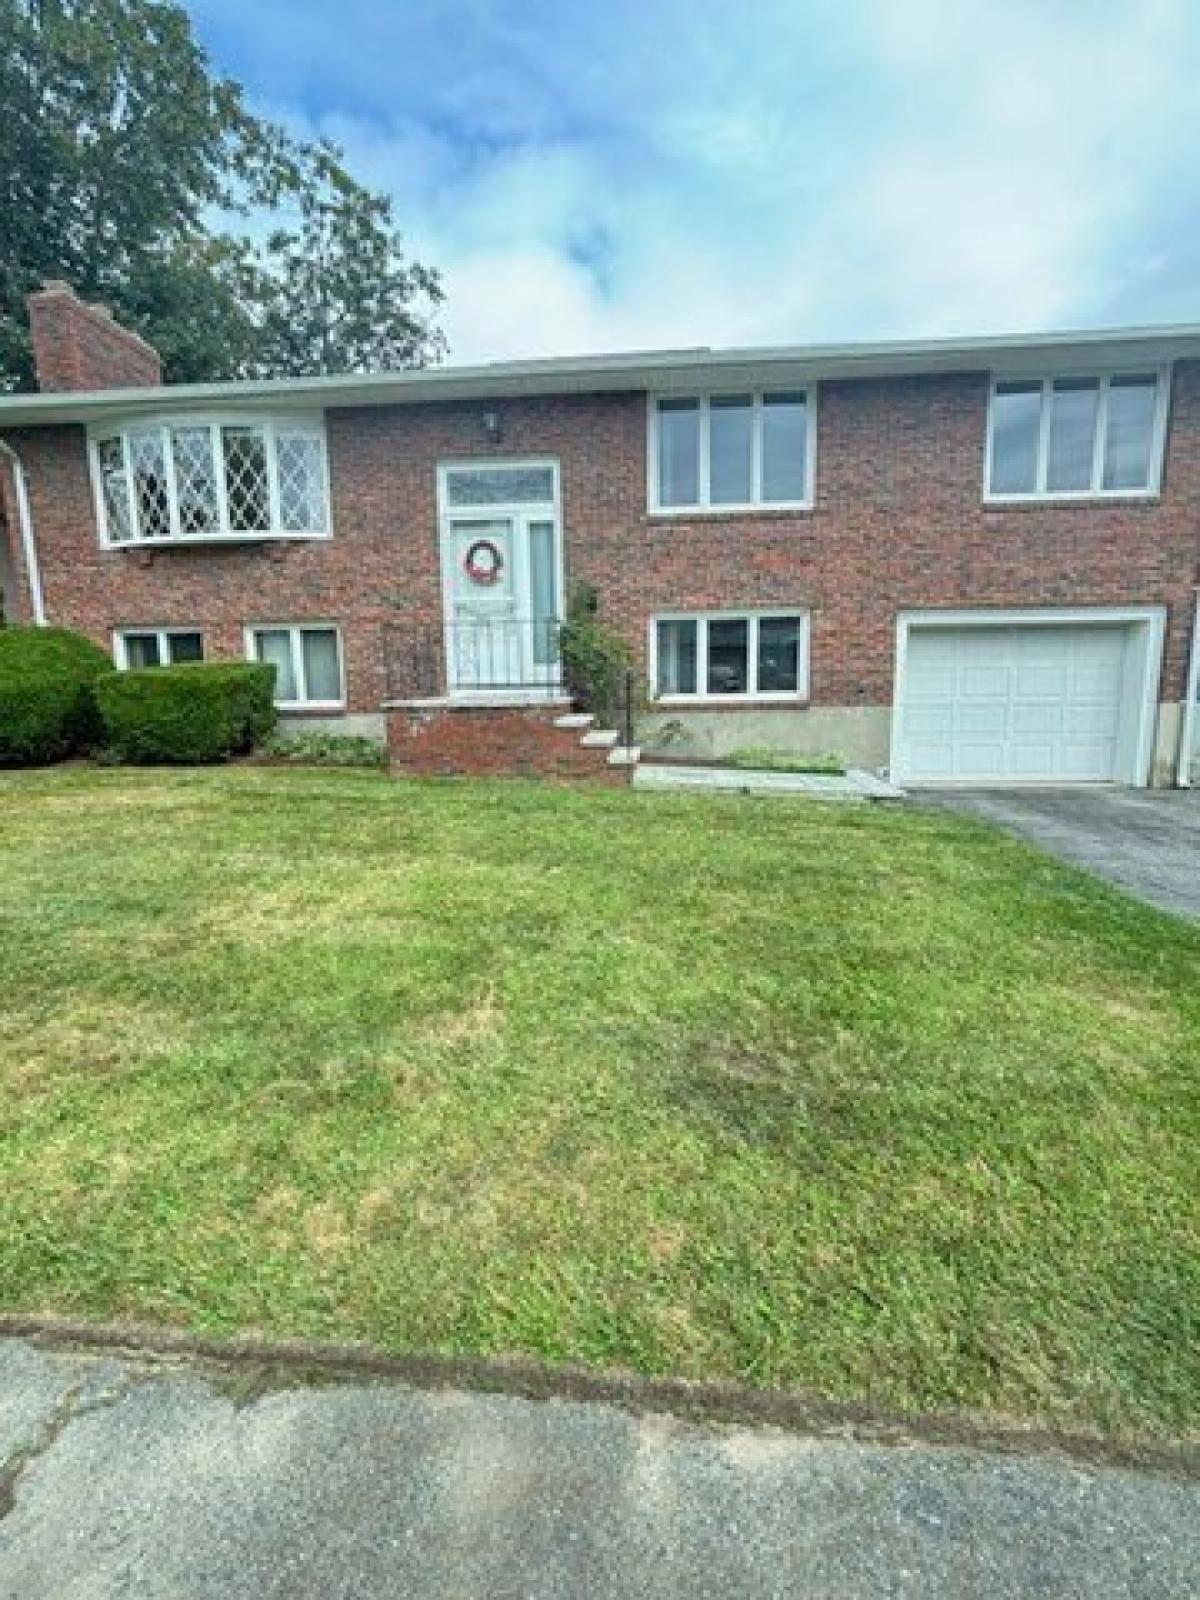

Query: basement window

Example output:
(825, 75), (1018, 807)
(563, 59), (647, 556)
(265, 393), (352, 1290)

(115, 629), (205, 669)
(89, 415), (330, 545)
(651, 611), (810, 700)
(247, 624), (345, 709)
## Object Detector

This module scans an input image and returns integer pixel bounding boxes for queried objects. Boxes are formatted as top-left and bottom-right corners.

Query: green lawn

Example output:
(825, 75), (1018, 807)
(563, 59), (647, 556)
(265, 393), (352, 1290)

(1, 766), (1197, 1440)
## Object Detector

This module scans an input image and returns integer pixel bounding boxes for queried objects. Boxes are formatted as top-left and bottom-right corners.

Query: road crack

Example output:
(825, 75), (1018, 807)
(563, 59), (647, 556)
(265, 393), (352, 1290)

(0, 1365), (140, 1521)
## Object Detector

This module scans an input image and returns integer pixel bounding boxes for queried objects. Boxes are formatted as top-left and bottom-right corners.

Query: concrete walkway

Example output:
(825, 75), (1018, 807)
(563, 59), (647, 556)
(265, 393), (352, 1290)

(1, 1340), (1196, 1598)
(635, 764), (904, 800)
(917, 787), (1200, 919)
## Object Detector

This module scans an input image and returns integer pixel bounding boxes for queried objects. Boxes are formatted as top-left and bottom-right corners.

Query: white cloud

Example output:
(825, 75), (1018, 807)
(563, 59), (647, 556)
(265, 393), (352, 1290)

(209, 0), (1200, 361)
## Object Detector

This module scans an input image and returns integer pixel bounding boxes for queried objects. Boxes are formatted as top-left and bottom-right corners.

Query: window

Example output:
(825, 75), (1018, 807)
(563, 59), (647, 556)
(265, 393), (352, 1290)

(986, 374), (1165, 499)
(651, 612), (809, 700)
(116, 629), (204, 669)
(247, 625), (344, 708)
(90, 416), (330, 545)
(443, 464), (556, 506)
(650, 391), (813, 510)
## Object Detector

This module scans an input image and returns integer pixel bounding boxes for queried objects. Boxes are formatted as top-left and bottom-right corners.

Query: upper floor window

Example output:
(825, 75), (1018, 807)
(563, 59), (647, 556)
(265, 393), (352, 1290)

(985, 373), (1166, 500)
(90, 415), (330, 546)
(650, 391), (813, 512)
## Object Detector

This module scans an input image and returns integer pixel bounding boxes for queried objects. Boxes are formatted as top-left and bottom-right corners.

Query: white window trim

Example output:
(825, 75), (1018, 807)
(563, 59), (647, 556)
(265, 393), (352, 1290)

(245, 622), (346, 711)
(113, 626), (206, 669)
(88, 412), (332, 548)
(647, 391), (816, 515)
(983, 368), (1170, 504)
(648, 609), (811, 703)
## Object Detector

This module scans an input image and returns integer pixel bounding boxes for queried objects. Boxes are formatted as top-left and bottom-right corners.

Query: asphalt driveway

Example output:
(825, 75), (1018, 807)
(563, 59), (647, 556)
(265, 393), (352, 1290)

(1, 1339), (1197, 1599)
(916, 787), (1200, 918)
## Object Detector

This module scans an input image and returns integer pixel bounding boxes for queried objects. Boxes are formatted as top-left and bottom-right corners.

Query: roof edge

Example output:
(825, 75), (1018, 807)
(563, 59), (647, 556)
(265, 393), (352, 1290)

(2, 321), (1199, 427)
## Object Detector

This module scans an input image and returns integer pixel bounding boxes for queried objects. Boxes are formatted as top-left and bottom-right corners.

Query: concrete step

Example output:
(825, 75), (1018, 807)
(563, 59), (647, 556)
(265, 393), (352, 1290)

(607, 745), (641, 767)
(580, 728), (619, 749)
(553, 712), (595, 729)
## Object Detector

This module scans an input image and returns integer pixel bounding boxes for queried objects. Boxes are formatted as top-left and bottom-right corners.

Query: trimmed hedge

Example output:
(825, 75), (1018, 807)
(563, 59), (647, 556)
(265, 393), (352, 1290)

(96, 662), (277, 764)
(0, 626), (113, 765)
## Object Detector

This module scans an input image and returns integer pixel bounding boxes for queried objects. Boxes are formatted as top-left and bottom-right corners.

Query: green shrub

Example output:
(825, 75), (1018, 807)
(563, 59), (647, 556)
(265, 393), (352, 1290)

(559, 583), (641, 722)
(0, 626), (113, 765)
(726, 746), (846, 775)
(96, 662), (277, 764)
(207, 662), (277, 752)
(264, 732), (386, 769)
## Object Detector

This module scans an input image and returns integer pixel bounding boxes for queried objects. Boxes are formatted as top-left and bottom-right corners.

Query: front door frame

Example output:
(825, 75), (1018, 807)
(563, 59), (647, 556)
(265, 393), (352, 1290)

(435, 458), (565, 700)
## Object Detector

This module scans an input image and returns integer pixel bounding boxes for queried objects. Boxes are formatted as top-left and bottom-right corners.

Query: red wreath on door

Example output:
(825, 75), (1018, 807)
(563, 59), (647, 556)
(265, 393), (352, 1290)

(464, 538), (504, 585)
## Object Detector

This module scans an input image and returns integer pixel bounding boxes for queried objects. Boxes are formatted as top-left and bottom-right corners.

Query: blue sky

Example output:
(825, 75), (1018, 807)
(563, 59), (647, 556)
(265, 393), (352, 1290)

(189, 0), (1200, 362)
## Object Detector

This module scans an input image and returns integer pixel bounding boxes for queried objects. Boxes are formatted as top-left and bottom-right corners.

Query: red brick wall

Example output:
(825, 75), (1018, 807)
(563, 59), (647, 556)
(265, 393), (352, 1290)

(389, 704), (628, 782)
(3, 365), (1198, 709)
(28, 283), (162, 393)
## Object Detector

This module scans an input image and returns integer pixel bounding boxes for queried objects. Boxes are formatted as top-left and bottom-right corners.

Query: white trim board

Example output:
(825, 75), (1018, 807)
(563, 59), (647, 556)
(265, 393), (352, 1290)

(1179, 593), (1200, 787)
(890, 606), (1166, 788)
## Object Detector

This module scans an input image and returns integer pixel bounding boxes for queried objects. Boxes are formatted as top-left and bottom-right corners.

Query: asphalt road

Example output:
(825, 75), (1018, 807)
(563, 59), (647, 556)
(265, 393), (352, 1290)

(1, 1339), (1196, 1598)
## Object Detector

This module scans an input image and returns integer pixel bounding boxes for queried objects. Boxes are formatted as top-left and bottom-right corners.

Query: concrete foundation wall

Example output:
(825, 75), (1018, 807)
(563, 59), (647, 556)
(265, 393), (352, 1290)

(640, 705), (892, 771)
(643, 701), (1190, 788)
(276, 713), (388, 744)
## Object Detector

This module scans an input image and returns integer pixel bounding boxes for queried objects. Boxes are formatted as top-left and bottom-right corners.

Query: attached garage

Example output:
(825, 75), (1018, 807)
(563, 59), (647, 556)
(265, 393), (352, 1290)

(892, 608), (1165, 786)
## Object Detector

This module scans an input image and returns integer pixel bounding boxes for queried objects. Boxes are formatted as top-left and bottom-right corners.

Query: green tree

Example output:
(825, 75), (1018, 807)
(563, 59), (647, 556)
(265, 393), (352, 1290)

(0, 0), (443, 388)
(249, 141), (445, 377)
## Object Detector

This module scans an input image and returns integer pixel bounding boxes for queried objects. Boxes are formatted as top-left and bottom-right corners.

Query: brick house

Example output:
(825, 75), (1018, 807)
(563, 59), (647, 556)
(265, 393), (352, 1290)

(2, 280), (1198, 785)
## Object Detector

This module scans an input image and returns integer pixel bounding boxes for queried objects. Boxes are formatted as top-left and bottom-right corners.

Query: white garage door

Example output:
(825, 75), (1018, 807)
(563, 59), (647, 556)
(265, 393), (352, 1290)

(896, 624), (1133, 782)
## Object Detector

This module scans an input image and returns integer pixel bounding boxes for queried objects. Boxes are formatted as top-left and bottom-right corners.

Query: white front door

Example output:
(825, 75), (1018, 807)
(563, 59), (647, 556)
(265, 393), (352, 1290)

(438, 462), (562, 695)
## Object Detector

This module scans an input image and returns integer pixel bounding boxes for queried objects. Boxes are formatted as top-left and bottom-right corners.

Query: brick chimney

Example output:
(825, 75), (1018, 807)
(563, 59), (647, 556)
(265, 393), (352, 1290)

(27, 280), (162, 393)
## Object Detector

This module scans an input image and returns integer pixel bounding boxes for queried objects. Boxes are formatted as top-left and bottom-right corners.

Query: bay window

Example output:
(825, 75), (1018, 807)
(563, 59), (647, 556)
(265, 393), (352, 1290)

(90, 415), (330, 545)
(986, 373), (1166, 499)
(650, 391), (814, 511)
(652, 612), (809, 700)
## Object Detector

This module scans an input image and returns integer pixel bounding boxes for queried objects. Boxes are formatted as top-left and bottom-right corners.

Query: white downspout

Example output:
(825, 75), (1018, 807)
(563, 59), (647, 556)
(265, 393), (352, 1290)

(1177, 590), (1199, 788)
(0, 438), (46, 626)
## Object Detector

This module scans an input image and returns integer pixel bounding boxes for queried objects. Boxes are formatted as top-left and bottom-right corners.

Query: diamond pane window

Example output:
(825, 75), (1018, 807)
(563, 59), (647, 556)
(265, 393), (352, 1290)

(222, 426), (271, 531)
(171, 426), (220, 535)
(277, 431), (328, 531)
(128, 428), (172, 539)
(92, 417), (330, 544)
(95, 436), (132, 542)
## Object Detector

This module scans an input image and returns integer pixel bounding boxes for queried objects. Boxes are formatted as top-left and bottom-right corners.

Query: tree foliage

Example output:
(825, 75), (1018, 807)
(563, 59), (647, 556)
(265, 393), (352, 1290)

(0, 0), (444, 388)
